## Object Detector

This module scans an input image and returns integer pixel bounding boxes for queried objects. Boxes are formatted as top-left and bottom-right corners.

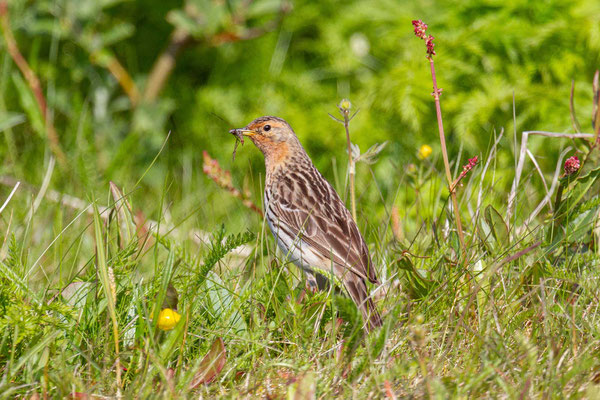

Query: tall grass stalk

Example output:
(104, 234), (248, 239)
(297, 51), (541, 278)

(92, 203), (122, 392)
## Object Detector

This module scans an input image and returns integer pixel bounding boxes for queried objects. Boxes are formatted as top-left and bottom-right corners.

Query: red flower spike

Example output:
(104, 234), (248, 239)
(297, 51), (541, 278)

(425, 35), (436, 56)
(463, 156), (478, 173)
(411, 20), (436, 57)
(412, 20), (428, 39)
(451, 156), (479, 192)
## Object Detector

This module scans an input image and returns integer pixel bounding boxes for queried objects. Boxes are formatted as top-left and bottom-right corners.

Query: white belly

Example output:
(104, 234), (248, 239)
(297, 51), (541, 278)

(266, 214), (324, 272)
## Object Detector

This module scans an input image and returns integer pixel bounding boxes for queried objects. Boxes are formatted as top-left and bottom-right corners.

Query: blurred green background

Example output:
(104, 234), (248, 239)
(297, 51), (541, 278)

(2, 0), (600, 234)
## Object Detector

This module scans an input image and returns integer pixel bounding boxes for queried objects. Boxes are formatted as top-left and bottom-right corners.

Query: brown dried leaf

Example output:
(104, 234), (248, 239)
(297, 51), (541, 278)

(134, 209), (153, 251)
(189, 337), (226, 388)
(162, 284), (179, 310)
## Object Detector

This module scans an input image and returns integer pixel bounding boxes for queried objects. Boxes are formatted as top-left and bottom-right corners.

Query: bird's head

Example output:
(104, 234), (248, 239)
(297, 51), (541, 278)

(230, 116), (304, 166)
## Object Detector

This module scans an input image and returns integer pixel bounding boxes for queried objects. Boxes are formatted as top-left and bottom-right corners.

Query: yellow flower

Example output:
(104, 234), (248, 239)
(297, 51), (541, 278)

(417, 144), (433, 160)
(158, 308), (181, 331)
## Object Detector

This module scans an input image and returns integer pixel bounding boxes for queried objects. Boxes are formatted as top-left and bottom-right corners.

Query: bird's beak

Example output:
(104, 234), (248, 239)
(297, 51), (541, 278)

(229, 128), (256, 137)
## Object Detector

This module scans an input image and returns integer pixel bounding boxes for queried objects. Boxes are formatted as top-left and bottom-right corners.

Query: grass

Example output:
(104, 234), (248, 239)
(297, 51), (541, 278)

(1, 4), (600, 397)
(1, 120), (600, 398)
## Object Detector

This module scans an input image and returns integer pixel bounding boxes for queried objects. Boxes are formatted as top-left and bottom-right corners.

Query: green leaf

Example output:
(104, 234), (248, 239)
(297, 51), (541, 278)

(11, 72), (45, 138)
(195, 226), (255, 289)
(548, 167), (600, 248)
(0, 261), (40, 305)
(246, 0), (285, 19)
(559, 206), (598, 245)
(205, 271), (247, 333)
(368, 314), (389, 358)
(153, 251), (179, 332)
(355, 141), (388, 165)
(0, 112), (25, 132)
(396, 256), (430, 299)
(484, 205), (509, 248)
(477, 218), (494, 252)
(93, 203), (117, 321)
(333, 295), (363, 359)
(92, 202), (121, 363)
(166, 10), (204, 37)
(109, 182), (136, 248)
(13, 331), (59, 373)
(558, 167), (600, 217)
(100, 22), (135, 47)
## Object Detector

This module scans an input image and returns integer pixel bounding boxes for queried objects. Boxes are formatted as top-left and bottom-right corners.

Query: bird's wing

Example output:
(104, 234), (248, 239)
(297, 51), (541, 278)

(268, 171), (378, 284)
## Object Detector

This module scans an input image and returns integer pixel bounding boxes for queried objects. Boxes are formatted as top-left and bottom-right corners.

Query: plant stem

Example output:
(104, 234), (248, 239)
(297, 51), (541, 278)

(143, 27), (191, 102)
(549, 180), (566, 240)
(429, 57), (466, 260)
(342, 111), (357, 221)
(0, 1), (67, 167)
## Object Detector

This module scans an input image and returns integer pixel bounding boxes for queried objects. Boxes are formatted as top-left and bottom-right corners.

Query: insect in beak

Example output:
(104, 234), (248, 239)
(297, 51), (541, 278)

(229, 129), (255, 161)
(229, 129), (256, 137)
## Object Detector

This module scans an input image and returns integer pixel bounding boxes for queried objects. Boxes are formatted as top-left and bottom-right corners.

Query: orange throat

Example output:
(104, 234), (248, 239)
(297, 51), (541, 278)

(262, 141), (291, 174)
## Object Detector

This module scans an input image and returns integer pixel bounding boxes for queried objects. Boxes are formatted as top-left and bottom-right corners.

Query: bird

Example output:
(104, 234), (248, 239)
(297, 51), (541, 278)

(229, 116), (382, 330)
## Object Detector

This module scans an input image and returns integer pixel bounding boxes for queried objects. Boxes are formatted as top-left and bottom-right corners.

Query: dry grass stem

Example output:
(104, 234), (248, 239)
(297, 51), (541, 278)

(507, 130), (594, 221)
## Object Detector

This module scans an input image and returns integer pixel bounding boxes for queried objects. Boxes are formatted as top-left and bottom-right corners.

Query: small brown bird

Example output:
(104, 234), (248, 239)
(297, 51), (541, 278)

(230, 116), (382, 330)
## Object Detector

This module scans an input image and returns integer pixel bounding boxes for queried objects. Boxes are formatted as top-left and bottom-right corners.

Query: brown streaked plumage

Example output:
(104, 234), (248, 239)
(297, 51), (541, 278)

(230, 116), (382, 330)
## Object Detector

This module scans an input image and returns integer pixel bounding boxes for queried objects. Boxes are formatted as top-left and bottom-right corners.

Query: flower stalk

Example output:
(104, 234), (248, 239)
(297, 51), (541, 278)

(413, 20), (467, 260)
(330, 99), (358, 221)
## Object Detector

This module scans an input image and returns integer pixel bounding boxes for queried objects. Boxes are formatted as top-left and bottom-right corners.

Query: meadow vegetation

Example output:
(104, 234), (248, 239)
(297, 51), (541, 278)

(1, 0), (600, 397)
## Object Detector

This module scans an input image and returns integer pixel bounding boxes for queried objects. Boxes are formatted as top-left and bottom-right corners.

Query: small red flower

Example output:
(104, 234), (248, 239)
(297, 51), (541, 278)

(412, 20), (436, 57)
(425, 35), (436, 56)
(564, 156), (580, 175)
(463, 156), (478, 173)
(412, 20), (428, 39)
(451, 156), (479, 191)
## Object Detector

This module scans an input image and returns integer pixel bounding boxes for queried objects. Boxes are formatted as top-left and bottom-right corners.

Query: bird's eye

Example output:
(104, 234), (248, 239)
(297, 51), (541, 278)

(263, 124), (271, 132)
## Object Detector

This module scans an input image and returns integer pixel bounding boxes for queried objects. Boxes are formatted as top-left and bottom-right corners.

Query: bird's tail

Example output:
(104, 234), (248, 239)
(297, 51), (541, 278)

(346, 278), (383, 332)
